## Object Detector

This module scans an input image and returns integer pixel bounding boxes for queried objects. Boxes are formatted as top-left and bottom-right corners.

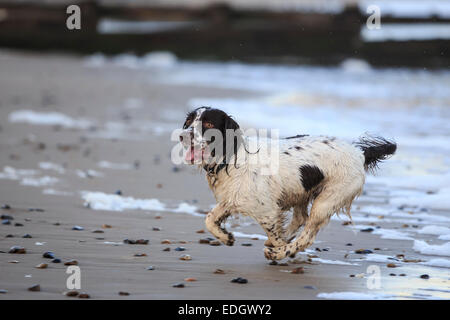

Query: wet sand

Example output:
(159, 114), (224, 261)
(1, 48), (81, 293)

(0, 50), (448, 300)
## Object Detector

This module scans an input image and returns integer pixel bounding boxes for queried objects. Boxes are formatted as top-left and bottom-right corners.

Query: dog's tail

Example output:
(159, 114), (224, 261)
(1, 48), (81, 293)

(354, 134), (397, 172)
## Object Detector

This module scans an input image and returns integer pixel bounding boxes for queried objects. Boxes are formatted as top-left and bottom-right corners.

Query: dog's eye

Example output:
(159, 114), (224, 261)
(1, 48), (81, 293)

(203, 122), (214, 129)
(183, 117), (194, 129)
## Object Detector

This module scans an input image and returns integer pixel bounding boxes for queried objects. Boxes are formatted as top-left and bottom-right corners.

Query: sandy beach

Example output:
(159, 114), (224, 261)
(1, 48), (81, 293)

(0, 50), (449, 300)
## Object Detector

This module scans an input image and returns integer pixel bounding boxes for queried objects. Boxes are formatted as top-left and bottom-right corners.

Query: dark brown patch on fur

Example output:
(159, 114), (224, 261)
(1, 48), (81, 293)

(299, 165), (324, 192)
(285, 134), (309, 139)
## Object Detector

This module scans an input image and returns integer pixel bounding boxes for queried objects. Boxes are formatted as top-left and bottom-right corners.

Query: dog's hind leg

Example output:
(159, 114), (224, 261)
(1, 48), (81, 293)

(264, 182), (361, 260)
(205, 204), (235, 246)
(284, 203), (309, 242)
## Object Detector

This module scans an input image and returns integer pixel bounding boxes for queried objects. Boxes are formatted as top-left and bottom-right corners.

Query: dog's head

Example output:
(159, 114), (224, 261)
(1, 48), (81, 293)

(179, 107), (242, 170)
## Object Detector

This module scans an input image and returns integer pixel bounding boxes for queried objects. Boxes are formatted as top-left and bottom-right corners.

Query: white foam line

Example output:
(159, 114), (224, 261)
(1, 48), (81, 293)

(97, 161), (133, 170)
(8, 110), (92, 129)
(39, 162), (65, 174)
(418, 226), (450, 236)
(413, 240), (450, 257)
(420, 258), (450, 269)
(81, 191), (206, 219)
(317, 291), (395, 300)
(353, 253), (401, 264)
(42, 189), (73, 196)
(352, 224), (414, 241)
(20, 176), (59, 187)
(82, 191), (165, 212)
(311, 258), (360, 266)
(232, 231), (267, 240)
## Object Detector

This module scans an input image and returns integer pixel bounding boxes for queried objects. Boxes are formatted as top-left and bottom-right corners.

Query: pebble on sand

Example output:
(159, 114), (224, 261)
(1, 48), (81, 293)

(102, 224), (112, 228)
(231, 277), (248, 284)
(172, 283), (185, 288)
(64, 290), (79, 297)
(78, 292), (90, 298)
(118, 291), (130, 296)
(179, 254), (192, 261)
(1, 214), (13, 220)
(241, 243), (252, 247)
(28, 284), (40, 292)
(161, 239), (171, 244)
(134, 253), (147, 257)
(123, 239), (149, 245)
(92, 229), (104, 233)
(43, 251), (55, 259)
(420, 274), (430, 279)
(35, 263), (48, 269)
(64, 259), (78, 266)
(163, 247), (170, 251)
(184, 278), (197, 282)
(354, 249), (373, 254)
(214, 269), (225, 274)
(52, 258), (61, 263)
(147, 266), (155, 270)
(387, 263), (397, 268)
(291, 267), (305, 274)
(0, 289), (8, 294)
(72, 225), (84, 231)
(23, 234), (32, 238)
(196, 229), (205, 234)
(304, 285), (317, 290)
(175, 247), (186, 251)
(209, 240), (221, 246)
(9, 246), (26, 254)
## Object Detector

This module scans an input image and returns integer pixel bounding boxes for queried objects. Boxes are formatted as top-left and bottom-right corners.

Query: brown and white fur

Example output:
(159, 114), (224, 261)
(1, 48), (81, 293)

(179, 107), (397, 260)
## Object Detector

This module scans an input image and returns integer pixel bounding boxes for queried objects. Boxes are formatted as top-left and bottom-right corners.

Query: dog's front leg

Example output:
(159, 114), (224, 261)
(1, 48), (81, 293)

(255, 213), (287, 248)
(205, 204), (235, 246)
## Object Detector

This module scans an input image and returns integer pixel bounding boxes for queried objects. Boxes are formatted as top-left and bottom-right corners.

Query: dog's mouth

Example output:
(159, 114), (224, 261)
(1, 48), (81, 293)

(185, 145), (205, 164)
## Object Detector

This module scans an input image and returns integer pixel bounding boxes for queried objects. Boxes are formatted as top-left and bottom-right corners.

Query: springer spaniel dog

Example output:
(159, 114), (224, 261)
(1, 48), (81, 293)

(179, 107), (396, 260)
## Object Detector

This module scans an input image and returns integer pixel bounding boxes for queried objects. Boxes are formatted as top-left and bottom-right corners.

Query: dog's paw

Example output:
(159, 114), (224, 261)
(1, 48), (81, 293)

(224, 232), (235, 246)
(264, 246), (289, 261)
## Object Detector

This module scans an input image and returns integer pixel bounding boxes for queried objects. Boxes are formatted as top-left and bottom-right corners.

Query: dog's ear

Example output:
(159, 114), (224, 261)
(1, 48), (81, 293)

(224, 116), (240, 131)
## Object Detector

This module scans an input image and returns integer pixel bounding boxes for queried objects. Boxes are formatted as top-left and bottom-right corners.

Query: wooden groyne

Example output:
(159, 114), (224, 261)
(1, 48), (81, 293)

(0, 1), (448, 68)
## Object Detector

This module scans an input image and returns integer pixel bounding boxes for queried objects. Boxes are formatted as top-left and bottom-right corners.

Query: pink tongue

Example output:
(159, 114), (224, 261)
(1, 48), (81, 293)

(185, 148), (203, 162)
